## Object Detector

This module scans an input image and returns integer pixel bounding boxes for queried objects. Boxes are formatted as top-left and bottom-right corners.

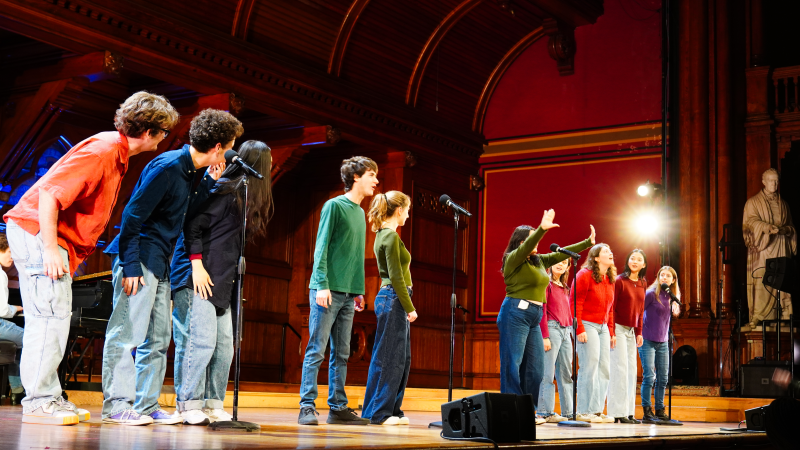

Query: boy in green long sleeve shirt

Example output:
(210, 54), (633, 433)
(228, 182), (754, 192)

(298, 156), (379, 426)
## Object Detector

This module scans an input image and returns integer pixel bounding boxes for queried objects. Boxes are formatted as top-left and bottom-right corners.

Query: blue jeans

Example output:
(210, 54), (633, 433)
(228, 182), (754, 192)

(537, 321), (573, 417)
(639, 339), (669, 409)
(0, 318), (24, 390)
(362, 286), (412, 423)
(299, 289), (356, 410)
(172, 288), (233, 412)
(101, 257), (172, 418)
(576, 320), (610, 415)
(6, 219), (72, 412)
(497, 297), (545, 406)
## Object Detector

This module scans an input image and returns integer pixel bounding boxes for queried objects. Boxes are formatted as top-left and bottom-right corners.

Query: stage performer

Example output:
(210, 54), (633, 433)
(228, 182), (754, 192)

(573, 243), (616, 423)
(638, 266), (681, 423)
(608, 249), (647, 424)
(0, 233), (25, 405)
(170, 140), (273, 425)
(361, 191), (416, 426)
(497, 210), (593, 425)
(101, 109), (241, 426)
(536, 259), (574, 423)
(298, 157), (379, 426)
(3, 91), (178, 425)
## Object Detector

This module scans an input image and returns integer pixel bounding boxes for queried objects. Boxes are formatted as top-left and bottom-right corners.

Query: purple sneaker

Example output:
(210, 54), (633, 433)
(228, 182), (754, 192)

(149, 409), (182, 425)
(102, 409), (154, 426)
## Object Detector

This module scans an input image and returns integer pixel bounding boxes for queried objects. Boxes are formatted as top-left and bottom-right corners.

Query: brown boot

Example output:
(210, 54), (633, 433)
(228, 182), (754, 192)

(642, 406), (658, 424)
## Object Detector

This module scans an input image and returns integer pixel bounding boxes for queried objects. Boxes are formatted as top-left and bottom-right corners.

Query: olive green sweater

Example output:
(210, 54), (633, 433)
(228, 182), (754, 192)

(502, 227), (592, 302)
(374, 228), (415, 313)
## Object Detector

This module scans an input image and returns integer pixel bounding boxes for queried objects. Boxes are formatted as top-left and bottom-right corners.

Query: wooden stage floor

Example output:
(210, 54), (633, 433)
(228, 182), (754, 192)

(0, 405), (770, 450)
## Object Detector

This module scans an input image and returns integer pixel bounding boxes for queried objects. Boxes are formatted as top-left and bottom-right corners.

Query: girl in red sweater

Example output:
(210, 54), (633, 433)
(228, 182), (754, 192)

(608, 249), (647, 423)
(573, 243), (616, 423)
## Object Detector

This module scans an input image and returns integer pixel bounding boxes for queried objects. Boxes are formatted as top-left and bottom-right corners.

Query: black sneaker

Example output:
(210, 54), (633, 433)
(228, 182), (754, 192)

(298, 407), (319, 425)
(326, 407), (370, 425)
(628, 415), (642, 424)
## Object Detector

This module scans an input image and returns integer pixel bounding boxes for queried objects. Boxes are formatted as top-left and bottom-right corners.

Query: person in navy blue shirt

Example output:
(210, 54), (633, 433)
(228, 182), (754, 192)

(101, 109), (243, 426)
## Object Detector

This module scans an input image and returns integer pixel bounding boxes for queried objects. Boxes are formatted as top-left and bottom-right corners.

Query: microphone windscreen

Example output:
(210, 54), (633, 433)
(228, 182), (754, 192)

(439, 194), (451, 205)
(550, 243), (559, 252)
(224, 149), (239, 164)
(660, 283), (669, 291)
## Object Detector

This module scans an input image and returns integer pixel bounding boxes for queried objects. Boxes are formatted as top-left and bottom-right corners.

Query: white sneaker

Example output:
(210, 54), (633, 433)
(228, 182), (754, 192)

(380, 416), (401, 425)
(56, 397), (91, 422)
(597, 413), (615, 423)
(575, 413), (595, 422)
(22, 401), (80, 426)
(203, 408), (232, 422)
(545, 414), (568, 423)
(534, 415), (546, 425)
(398, 416), (410, 425)
(182, 409), (211, 425)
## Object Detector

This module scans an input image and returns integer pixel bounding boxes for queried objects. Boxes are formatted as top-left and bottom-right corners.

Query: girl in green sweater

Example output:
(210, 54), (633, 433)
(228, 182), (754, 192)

(362, 191), (416, 426)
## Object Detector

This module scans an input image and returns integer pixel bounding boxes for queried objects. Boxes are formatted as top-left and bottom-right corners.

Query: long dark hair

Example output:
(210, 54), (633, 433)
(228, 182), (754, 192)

(620, 248), (648, 281)
(214, 140), (273, 240)
(501, 225), (540, 271)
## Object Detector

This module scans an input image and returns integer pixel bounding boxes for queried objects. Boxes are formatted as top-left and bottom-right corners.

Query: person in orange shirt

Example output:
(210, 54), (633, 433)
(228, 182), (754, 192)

(3, 91), (179, 425)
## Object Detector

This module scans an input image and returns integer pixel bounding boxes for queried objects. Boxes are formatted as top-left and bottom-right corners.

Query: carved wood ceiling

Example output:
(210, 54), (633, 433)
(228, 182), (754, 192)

(0, 0), (603, 158)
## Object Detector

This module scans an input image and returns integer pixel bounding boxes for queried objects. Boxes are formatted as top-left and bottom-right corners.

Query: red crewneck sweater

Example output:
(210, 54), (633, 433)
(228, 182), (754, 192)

(614, 274), (647, 336)
(572, 268), (615, 336)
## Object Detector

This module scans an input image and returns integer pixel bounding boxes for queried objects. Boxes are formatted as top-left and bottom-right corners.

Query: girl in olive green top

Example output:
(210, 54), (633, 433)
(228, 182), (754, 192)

(497, 209), (595, 421)
(362, 191), (416, 426)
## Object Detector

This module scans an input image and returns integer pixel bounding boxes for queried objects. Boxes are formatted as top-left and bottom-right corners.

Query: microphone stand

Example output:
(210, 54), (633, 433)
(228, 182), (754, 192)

(209, 173), (260, 432)
(457, 305), (469, 388)
(559, 255), (590, 428)
(657, 294), (682, 426)
(429, 210), (461, 428)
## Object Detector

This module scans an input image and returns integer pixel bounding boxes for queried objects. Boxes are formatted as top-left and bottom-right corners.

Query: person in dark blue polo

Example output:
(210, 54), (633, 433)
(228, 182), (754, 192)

(101, 109), (243, 426)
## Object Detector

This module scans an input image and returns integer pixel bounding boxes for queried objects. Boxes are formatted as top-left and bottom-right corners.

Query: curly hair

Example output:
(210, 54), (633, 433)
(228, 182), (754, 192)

(114, 91), (179, 138)
(189, 109), (244, 153)
(341, 156), (378, 192)
(367, 191), (411, 232)
(0, 232), (8, 252)
(581, 243), (616, 284)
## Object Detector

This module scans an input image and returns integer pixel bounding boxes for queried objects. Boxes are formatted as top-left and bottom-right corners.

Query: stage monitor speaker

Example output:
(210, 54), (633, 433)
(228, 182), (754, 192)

(763, 257), (797, 294)
(744, 406), (768, 431)
(441, 392), (535, 442)
(741, 361), (791, 398)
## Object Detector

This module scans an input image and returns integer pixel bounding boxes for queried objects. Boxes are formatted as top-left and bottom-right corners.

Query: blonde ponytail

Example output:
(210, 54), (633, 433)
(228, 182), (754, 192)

(367, 191), (410, 232)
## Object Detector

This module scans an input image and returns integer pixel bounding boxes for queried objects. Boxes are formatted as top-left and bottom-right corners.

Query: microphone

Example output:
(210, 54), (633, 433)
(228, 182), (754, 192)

(550, 243), (580, 259)
(439, 194), (472, 217)
(660, 283), (682, 305)
(224, 150), (264, 180)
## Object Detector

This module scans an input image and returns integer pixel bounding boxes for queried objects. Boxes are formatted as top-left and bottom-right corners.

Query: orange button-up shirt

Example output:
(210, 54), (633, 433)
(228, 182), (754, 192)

(4, 131), (130, 274)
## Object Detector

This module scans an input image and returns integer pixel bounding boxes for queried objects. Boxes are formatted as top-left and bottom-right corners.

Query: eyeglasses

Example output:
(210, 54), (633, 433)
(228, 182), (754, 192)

(153, 128), (170, 137)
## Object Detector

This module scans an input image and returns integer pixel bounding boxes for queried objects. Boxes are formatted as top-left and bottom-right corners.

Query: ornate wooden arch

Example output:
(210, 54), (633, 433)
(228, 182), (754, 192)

(232, 0), (258, 40)
(472, 27), (545, 133)
(328, 0), (373, 76)
(405, 0), (483, 106)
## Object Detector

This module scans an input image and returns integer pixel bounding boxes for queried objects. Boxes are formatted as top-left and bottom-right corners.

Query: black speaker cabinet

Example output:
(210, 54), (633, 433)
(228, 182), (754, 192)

(441, 393), (535, 442)
(741, 362), (791, 398)
(763, 257), (797, 294)
(745, 406), (768, 431)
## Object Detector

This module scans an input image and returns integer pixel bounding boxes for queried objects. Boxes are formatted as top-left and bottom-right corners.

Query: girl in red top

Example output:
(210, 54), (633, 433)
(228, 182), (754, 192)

(573, 243), (616, 423)
(608, 249), (647, 423)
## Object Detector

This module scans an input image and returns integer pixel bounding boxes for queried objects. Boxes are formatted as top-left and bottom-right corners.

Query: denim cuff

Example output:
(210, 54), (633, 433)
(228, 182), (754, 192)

(22, 395), (58, 414)
(177, 400), (205, 412)
(204, 399), (224, 410)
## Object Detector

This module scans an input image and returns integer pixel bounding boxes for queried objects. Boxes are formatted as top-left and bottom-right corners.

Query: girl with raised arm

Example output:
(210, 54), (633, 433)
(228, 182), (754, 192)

(497, 209), (594, 424)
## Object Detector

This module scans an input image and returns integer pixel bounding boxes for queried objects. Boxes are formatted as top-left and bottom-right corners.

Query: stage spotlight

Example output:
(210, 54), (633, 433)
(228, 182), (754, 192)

(637, 184), (652, 197)
(635, 211), (660, 235)
(637, 180), (663, 199)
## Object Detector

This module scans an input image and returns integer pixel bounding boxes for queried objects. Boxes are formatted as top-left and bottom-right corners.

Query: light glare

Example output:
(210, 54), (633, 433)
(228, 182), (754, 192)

(637, 184), (651, 197)
(635, 212), (659, 235)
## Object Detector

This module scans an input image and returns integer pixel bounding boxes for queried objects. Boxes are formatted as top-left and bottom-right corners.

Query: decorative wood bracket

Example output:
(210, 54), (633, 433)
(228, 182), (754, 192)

(543, 18), (575, 76)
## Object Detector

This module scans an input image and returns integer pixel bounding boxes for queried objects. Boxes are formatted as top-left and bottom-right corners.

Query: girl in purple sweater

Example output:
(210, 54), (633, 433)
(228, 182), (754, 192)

(639, 266), (681, 423)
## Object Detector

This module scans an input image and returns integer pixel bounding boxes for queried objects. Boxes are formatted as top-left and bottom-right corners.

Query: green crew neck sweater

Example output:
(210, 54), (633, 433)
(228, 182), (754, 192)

(374, 228), (415, 313)
(502, 227), (592, 302)
(308, 195), (366, 295)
